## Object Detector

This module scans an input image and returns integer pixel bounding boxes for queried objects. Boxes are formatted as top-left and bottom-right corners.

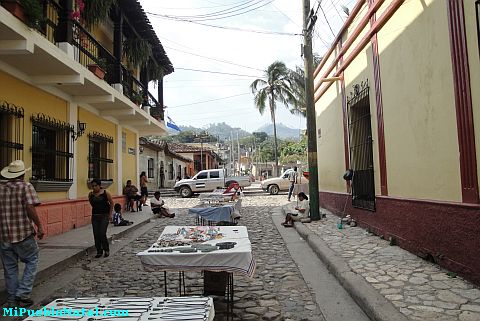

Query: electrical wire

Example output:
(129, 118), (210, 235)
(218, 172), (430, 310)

(148, 14), (301, 36)
(176, 67), (263, 78)
(152, 0), (252, 10)
(167, 93), (251, 108)
(163, 45), (265, 72)
(319, 3), (336, 37)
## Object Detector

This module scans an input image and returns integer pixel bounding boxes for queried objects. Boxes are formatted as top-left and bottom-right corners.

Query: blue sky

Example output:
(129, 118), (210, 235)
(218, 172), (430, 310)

(140, 0), (354, 132)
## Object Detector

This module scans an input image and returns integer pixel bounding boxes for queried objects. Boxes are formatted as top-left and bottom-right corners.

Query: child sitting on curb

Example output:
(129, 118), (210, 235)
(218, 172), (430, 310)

(113, 203), (133, 226)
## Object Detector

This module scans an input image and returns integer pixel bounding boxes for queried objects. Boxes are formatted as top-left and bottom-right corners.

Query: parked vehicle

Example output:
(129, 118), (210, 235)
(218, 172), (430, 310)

(260, 168), (309, 195)
(174, 169), (252, 198)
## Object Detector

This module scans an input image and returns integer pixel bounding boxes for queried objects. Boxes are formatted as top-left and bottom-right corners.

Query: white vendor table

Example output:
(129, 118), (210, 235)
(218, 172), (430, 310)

(137, 226), (255, 277)
(137, 226), (256, 311)
(21, 296), (214, 321)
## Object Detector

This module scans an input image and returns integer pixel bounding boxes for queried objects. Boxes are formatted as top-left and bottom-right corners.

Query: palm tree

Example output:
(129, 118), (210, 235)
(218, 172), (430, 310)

(250, 61), (297, 176)
(289, 54), (322, 117)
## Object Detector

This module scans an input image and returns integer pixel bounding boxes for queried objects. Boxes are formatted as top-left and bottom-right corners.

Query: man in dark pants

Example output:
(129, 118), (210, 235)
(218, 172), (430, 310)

(0, 160), (44, 308)
(150, 191), (175, 218)
(287, 167), (298, 202)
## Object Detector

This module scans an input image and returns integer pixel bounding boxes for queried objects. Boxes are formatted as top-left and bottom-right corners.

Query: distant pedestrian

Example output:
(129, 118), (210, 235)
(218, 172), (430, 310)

(88, 179), (113, 258)
(287, 167), (298, 202)
(0, 160), (44, 307)
(123, 179), (142, 212)
(140, 171), (148, 207)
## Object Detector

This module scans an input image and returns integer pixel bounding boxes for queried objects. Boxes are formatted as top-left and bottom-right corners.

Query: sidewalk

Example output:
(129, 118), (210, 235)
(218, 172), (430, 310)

(0, 207), (155, 304)
(278, 205), (480, 321)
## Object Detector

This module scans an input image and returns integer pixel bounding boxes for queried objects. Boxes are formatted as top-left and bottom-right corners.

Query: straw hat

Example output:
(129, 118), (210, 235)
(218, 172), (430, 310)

(1, 160), (31, 179)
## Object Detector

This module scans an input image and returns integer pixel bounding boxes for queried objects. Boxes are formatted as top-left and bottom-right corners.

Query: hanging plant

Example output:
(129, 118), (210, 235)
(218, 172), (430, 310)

(123, 37), (152, 69)
(19, 0), (44, 28)
(147, 58), (164, 84)
(81, 0), (116, 28)
(70, 0), (84, 21)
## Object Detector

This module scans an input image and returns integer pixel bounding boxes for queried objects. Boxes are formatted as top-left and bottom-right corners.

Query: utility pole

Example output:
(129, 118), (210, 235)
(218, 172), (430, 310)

(237, 132), (241, 175)
(303, 0), (320, 221)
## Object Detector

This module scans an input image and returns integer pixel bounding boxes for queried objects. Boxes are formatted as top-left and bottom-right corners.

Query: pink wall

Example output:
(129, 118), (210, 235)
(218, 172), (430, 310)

(36, 196), (126, 238)
(320, 191), (480, 285)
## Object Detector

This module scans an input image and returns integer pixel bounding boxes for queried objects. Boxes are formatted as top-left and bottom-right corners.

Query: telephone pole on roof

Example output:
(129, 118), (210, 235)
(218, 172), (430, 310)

(303, 0), (320, 221)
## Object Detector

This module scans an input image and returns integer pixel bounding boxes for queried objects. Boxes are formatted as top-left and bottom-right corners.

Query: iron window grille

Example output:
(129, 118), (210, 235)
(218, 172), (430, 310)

(0, 101), (24, 171)
(147, 158), (154, 178)
(30, 114), (74, 181)
(347, 80), (376, 211)
(88, 132), (114, 181)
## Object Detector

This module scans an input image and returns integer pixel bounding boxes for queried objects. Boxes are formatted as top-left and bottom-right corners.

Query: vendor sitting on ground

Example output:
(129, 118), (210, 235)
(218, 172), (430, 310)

(150, 191), (176, 218)
(123, 180), (142, 212)
(282, 192), (309, 227)
(113, 203), (133, 226)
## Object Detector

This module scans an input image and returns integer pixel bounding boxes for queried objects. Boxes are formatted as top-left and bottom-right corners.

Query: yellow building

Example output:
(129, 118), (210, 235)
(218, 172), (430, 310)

(0, 0), (172, 237)
(314, 0), (480, 284)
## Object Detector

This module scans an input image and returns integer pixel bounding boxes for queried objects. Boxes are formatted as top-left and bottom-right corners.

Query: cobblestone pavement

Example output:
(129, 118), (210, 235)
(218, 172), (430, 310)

(303, 208), (480, 321)
(46, 195), (323, 321)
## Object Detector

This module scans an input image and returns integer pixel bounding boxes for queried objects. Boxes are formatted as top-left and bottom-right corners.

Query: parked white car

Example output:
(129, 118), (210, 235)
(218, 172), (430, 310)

(174, 169), (251, 198)
(260, 169), (309, 195)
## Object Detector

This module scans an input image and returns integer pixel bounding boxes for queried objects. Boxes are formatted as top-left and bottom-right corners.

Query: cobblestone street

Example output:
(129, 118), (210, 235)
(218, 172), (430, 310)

(46, 195), (323, 321)
(305, 211), (480, 321)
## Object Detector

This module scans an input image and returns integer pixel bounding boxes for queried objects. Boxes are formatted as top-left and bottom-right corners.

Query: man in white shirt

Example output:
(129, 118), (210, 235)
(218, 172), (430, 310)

(150, 191), (175, 218)
(282, 192), (309, 227)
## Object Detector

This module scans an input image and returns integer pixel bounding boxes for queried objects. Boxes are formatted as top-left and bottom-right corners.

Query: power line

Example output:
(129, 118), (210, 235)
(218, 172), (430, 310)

(176, 67), (263, 78)
(147, 14), (301, 36)
(163, 45), (264, 72)
(167, 92), (251, 108)
(319, 3), (336, 37)
(147, 0), (274, 22)
(153, 0), (251, 10)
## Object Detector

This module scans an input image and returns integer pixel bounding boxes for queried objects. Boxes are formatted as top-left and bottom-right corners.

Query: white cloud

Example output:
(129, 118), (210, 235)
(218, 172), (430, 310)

(141, 0), (353, 132)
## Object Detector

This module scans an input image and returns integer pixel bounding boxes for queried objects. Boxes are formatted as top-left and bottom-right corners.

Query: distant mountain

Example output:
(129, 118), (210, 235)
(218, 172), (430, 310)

(256, 123), (301, 140)
(167, 122), (250, 141)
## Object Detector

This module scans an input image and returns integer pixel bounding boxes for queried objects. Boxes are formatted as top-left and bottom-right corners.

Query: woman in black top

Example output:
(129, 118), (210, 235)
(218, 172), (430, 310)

(88, 179), (114, 258)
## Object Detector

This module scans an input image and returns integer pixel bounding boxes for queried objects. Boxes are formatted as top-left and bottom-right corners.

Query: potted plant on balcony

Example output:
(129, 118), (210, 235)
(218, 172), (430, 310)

(131, 91), (143, 106)
(2, 0), (43, 27)
(87, 57), (107, 80)
(80, 0), (115, 28)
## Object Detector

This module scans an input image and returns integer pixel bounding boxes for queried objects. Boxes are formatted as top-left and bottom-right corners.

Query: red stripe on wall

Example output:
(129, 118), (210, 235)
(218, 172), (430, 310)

(446, 0), (479, 203)
(369, 0), (388, 195)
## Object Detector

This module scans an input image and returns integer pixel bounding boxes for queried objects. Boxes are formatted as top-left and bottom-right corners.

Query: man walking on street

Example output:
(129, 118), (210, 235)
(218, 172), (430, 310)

(287, 167), (298, 202)
(0, 160), (44, 307)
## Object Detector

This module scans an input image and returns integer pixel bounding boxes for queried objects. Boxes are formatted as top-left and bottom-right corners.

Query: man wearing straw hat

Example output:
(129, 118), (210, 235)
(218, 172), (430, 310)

(0, 160), (44, 307)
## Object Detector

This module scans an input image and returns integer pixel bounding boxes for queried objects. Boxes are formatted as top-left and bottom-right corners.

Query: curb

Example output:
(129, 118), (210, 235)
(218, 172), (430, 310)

(275, 207), (409, 321)
(0, 216), (152, 304)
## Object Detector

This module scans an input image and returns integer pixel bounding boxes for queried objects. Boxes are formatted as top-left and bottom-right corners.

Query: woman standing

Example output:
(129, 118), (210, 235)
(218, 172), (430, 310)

(88, 179), (113, 258)
(140, 171), (148, 207)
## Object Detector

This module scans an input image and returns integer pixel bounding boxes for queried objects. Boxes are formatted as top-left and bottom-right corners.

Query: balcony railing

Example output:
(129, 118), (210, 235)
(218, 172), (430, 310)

(3, 0), (165, 121)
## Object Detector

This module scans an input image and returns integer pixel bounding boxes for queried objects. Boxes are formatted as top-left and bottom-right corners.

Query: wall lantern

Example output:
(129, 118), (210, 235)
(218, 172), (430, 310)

(139, 146), (144, 154)
(72, 121), (86, 141)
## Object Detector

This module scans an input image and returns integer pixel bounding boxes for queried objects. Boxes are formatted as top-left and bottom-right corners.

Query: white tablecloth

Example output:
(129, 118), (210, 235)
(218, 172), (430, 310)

(137, 226), (256, 277)
(21, 297), (215, 321)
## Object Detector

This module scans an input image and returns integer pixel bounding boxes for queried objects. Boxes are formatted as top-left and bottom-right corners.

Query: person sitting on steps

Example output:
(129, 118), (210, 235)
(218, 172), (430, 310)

(282, 192), (309, 227)
(150, 191), (175, 218)
(123, 180), (142, 212)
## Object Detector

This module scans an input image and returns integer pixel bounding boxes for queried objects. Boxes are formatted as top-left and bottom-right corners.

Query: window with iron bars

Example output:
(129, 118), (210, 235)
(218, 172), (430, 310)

(0, 102), (24, 172)
(31, 114), (74, 181)
(88, 132), (114, 181)
(147, 158), (154, 178)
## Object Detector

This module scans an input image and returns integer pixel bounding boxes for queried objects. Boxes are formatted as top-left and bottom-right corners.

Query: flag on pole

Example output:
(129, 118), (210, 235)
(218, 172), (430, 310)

(166, 115), (181, 132)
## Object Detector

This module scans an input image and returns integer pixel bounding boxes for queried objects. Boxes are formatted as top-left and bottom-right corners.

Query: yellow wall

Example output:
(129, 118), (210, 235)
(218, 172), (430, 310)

(464, 1), (480, 193)
(122, 128), (137, 185)
(0, 71), (68, 201)
(377, 0), (461, 202)
(77, 107), (118, 197)
(316, 78), (346, 193)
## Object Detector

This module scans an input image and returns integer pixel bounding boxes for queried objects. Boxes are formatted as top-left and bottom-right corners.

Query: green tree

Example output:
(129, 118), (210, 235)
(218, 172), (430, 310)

(250, 61), (297, 176)
(289, 54), (322, 117)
